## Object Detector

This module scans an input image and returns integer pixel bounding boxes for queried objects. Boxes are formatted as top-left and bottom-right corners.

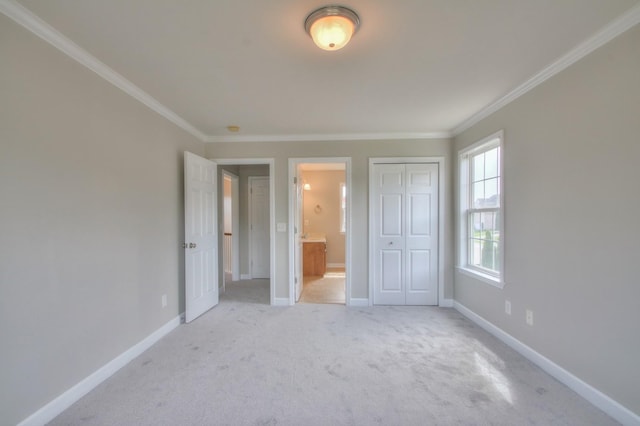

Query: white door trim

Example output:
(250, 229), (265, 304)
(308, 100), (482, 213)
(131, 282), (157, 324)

(213, 158), (275, 306)
(288, 157), (352, 306)
(368, 157), (446, 307)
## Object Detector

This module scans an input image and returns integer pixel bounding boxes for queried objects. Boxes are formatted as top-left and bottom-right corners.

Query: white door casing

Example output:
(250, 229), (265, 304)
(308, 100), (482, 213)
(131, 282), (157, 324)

(372, 163), (438, 305)
(184, 152), (218, 323)
(249, 176), (270, 279)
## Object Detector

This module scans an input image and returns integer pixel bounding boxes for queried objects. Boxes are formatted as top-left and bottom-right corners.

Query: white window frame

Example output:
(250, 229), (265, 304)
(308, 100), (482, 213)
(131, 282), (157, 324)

(458, 130), (505, 288)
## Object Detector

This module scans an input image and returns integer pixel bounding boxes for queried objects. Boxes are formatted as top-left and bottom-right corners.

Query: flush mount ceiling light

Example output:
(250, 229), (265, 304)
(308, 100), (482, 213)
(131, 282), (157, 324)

(305, 5), (360, 51)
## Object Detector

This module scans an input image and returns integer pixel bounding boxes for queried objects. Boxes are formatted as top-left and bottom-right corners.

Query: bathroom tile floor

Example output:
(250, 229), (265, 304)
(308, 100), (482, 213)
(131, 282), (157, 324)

(300, 268), (346, 304)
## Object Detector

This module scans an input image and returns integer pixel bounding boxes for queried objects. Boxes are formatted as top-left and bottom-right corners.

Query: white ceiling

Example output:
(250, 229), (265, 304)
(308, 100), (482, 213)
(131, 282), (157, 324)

(7, 0), (640, 142)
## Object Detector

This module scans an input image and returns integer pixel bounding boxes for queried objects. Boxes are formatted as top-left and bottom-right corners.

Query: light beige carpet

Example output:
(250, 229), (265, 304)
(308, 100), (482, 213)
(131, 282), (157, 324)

(48, 280), (617, 425)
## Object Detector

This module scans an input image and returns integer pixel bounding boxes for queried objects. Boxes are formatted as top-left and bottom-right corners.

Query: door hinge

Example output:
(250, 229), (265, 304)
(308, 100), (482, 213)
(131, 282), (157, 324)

(293, 176), (297, 184)
(295, 277), (298, 284)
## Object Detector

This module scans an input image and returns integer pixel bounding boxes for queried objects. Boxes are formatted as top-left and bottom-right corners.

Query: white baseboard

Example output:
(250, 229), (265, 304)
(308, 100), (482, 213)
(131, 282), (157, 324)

(17, 316), (181, 426)
(453, 302), (640, 426)
(240, 274), (252, 280)
(272, 297), (291, 306)
(439, 298), (454, 308)
(327, 263), (345, 268)
(349, 298), (370, 307)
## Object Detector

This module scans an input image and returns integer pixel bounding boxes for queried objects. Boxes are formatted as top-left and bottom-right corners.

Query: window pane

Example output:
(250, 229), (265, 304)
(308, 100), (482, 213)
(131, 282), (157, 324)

(470, 211), (499, 273)
(473, 153), (485, 183)
(469, 235), (498, 272)
(484, 147), (498, 178)
(470, 238), (482, 267)
(481, 211), (495, 232)
(483, 178), (499, 207)
(481, 240), (496, 270)
(472, 182), (484, 207)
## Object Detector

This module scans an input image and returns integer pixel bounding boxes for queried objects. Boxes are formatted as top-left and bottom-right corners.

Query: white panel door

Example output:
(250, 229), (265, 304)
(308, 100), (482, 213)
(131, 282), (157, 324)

(405, 164), (438, 305)
(249, 177), (270, 279)
(373, 164), (406, 305)
(184, 152), (218, 323)
(373, 163), (438, 305)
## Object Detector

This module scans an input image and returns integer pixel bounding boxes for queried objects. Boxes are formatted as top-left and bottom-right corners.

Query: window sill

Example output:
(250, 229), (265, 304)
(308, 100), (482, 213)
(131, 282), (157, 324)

(457, 267), (504, 289)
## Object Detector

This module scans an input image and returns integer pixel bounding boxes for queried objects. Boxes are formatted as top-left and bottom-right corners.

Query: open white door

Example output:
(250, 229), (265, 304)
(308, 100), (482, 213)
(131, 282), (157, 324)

(294, 167), (303, 301)
(184, 152), (218, 323)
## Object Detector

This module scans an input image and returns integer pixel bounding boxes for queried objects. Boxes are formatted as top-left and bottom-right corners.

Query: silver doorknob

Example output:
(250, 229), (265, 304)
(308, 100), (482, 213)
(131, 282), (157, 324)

(189, 242), (197, 248)
(182, 243), (187, 248)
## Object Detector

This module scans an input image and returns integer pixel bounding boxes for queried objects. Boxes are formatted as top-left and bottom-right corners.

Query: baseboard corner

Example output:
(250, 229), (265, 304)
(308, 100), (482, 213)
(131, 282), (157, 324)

(349, 298), (370, 307)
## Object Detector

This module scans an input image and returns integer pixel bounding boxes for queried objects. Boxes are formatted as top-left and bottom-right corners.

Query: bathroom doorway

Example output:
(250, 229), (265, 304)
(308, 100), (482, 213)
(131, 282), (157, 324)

(289, 158), (351, 305)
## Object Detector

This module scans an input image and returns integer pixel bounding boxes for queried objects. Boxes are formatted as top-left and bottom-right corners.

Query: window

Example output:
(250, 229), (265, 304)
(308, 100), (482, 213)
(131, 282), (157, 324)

(340, 182), (346, 233)
(458, 131), (504, 286)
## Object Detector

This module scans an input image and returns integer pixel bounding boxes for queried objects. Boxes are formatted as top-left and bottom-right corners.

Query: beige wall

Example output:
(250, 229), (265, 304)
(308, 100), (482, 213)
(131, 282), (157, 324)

(206, 139), (454, 302)
(454, 25), (640, 415)
(302, 170), (346, 266)
(0, 15), (204, 425)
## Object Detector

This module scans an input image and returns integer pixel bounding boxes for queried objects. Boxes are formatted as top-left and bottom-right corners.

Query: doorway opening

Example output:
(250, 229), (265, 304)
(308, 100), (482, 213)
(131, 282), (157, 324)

(222, 170), (239, 292)
(289, 158), (352, 306)
(217, 159), (275, 305)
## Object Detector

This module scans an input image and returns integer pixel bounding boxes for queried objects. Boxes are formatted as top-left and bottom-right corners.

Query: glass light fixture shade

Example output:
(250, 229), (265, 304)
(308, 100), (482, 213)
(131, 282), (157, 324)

(309, 16), (354, 51)
(305, 6), (360, 51)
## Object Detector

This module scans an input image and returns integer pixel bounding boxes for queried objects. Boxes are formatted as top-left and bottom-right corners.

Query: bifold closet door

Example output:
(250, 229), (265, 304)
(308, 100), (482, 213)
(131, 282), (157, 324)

(372, 163), (438, 305)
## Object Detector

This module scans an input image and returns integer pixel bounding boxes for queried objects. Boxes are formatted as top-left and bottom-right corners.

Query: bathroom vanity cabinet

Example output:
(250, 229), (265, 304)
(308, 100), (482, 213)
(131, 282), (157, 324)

(303, 241), (326, 276)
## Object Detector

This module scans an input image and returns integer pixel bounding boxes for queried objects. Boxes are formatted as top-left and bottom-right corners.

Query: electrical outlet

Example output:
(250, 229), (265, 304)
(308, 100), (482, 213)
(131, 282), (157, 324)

(505, 300), (511, 315)
(526, 309), (534, 326)
(162, 294), (167, 308)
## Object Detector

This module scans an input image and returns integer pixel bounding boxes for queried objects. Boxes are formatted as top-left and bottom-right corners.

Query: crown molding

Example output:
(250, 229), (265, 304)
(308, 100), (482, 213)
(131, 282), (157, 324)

(452, 3), (640, 137)
(205, 131), (452, 143)
(0, 0), (208, 142)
